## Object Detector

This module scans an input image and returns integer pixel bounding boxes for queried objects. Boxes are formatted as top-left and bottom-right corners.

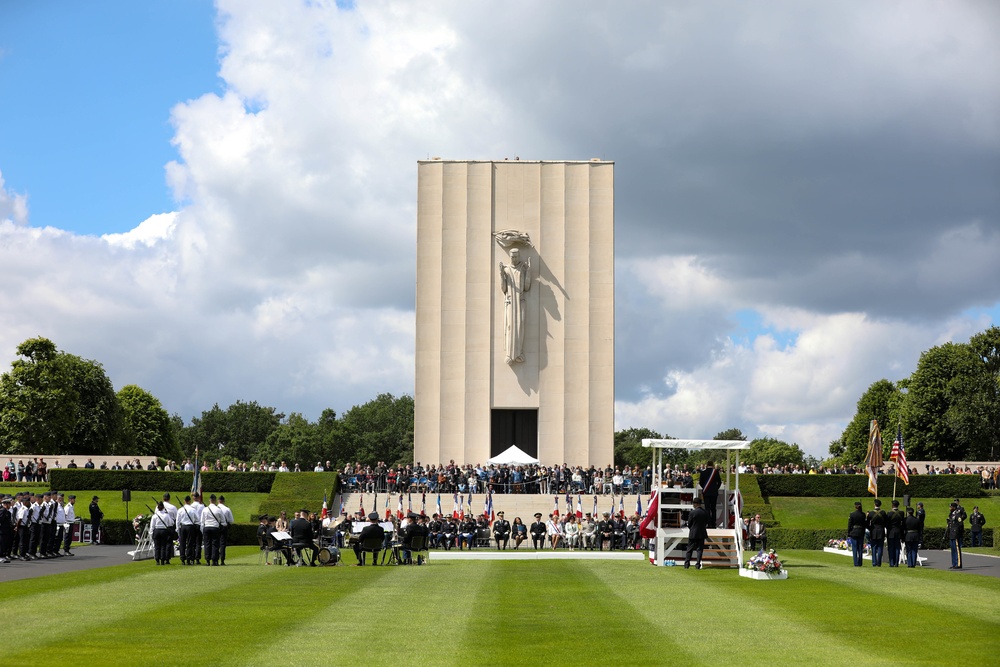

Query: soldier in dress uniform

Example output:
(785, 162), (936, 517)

(683, 498), (710, 569)
(903, 507), (921, 568)
(885, 499), (905, 567)
(947, 501), (967, 569)
(0, 496), (14, 563)
(867, 499), (887, 567)
(847, 501), (867, 567)
(530, 512), (546, 550)
(492, 511), (511, 550)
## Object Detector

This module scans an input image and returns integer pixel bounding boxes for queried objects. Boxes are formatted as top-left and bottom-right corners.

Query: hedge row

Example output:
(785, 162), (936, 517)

(767, 527), (994, 550)
(754, 474), (982, 499)
(100, 520), (262, 546)
(50, 470), (277, 494)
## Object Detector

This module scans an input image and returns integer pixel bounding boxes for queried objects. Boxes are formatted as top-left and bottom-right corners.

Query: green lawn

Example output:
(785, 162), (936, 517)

(52, 490), (269, 523)
(1, 548), (997, 666)
(770, 496), (1000, 530)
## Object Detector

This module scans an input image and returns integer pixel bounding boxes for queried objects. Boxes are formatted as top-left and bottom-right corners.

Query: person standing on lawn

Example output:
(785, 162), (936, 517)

(62, 495), (77, 556)
(848, 501), (867, 567)
(867, 499), (887, 567)
(217, 495), (234, 565)
(903, 507), (921, 568)
(683, 498), (710, 569)
(89, 496), (103, 544)
(947, 501), (967, 569)
(886, 499), (904, 567)
(969, 506), (985, 547)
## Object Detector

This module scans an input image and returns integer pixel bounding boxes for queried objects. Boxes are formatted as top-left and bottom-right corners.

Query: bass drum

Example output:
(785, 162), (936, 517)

(318, 547), (341, 565)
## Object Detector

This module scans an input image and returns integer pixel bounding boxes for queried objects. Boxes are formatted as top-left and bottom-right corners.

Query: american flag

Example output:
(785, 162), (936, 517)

(890, 427), (909, 485)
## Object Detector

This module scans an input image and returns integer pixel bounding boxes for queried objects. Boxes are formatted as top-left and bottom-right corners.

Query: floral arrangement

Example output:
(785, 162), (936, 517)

(826, 537), (870, 554)
(132, 513), (150, 542)
(744, 549), (784, 574)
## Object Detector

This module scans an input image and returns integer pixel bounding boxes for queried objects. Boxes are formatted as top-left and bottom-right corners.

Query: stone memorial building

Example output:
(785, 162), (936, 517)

(414, 159), (614, 466)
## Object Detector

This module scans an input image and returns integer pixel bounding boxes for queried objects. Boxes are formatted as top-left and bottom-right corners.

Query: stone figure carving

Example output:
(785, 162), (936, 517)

(499, 246), (531, 365)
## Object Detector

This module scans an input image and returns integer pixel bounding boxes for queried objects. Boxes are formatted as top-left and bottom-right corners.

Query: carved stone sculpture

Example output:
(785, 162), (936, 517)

(499, 245), (531, 365)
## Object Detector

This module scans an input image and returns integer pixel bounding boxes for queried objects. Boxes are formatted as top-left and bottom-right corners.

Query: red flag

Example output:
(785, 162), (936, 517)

(552, 496), (559, 517)
(576, 494), (583, 519)
(359, 493), (365, 517)
(452, 492), (459, 520)
(321, 493), (329, 520)
(396, 494), (404, 520)
(638, 491), (659, 539)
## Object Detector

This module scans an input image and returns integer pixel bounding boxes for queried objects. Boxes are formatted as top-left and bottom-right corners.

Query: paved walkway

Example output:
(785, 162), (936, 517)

(0, 545), (135, 583)
(915, 549), (1000, 577)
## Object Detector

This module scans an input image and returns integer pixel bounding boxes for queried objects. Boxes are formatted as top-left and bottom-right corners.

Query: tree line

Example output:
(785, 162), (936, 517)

(831, 326), (1000, 464)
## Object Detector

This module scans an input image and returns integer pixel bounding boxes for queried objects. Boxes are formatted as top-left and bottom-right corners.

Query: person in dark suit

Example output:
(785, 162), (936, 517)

(947, 501), (967, 569)
(492, 511), (511, 550)
(597, 512), (614, 551)
(885, 499), (904, 567)
(698, 462), (722, 527)
(88, 496), (103, 544)
(353, 512), (386, 566)
(400, 512), (429, 564)
(530, 513), (546, 550)
(969, 506), (986, 547)
(903, 507), (921, 568)
(848, 501), (867, 567)
(867, 499), (887, 567)
(289, 509), (318, 566)
(915, 502), (926, 547)
(683, 498), (710, 569)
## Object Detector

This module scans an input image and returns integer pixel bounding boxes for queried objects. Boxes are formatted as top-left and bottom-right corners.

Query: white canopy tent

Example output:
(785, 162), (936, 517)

(486, 445), (540, 466)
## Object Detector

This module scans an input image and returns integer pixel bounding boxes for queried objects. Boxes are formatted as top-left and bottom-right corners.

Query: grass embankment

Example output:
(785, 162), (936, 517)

(24, 490), (270, 523)
(0, 548), (997, 666)
(257, 472), (338, 520)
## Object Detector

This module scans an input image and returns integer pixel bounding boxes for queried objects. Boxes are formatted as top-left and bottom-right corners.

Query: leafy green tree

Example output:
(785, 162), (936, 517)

(902, 342), (978, 460)
(714, 428), (748, 441)
(117, 385), (180, 460)
(742, 437), (805, 467)
(336, 394), (414, 467)
(259, 413), (323, 469)
(837, 379), (903, 464)
(0, 337), (123, 454)
(180, 401), (284, 461)
(614, 427), (661, 468)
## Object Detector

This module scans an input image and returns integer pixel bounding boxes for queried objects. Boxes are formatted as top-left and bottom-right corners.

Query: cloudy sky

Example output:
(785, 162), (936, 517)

(1, 1), (998, 458)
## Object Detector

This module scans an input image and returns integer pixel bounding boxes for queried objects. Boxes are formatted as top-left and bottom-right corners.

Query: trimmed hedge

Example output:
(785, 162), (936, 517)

(737, 475), (764, 504)
(50, 470), (276, 494)
(101, 519), (262, 546)
(755, 474), (982, 499)
(767, 527), (993, 550)
(257, 472), (339, 521)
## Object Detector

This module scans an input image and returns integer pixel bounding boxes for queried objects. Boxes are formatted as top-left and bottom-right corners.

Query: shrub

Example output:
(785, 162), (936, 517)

(756, 474), (982, 498)
(49, 470), (276, 493)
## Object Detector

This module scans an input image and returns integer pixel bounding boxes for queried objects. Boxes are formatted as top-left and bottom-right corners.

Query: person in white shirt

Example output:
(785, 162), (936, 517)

(150, 501), (175, 565)
(52, 493), (66, 557)
(314, 462), (325, 472)
(200, 495), (224, 566)
(161, 493), (178, 524)
(216, 495), (235, 565)
(176, 496), (200, 565)
(62, 494), (77, 556)
(189, 494), (206, 564)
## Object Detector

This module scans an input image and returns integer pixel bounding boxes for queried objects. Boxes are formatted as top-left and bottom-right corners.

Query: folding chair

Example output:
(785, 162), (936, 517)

(405, 535), (429, 565)
(357, 535), (383, 565)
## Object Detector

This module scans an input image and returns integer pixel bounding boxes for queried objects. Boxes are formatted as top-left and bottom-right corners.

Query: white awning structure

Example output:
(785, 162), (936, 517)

(641, 439), (751, 450)
(487, 445), (541, 465)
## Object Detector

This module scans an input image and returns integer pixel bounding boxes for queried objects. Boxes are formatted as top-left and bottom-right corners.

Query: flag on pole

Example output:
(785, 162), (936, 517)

(592, 494), (598, 517)
(638, 491), (659, 539)
(383, 493), (390, 520)
(453, 492), (460, 519)
(553, 496), (559, 517)
(618, 495), (625, 518)
(421, 492), (427, 516)
(890, 426), (910, 485)
(397, 494), (404, 520)
(609, 493), (616, 519)
(635, 492), (642, 516)
(467, 491), (473, 518)
(408, 492), (413, 514)
(321, 493), (329, 520)
(459, 495), (465, 521)
(338, 494), (344, 517)
(576, 494), (583, 519)
(486, 490), (494, 523)
(565, 490), (572, 512)
(359, 493), (365, 516)
(865, 419), (884, 496)
(436, 492), (443, 517)
(190, 448), (202, 497)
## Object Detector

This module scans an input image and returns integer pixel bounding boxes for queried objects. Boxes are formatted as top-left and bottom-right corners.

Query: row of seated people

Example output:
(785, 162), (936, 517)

(331, 511), (646, 553)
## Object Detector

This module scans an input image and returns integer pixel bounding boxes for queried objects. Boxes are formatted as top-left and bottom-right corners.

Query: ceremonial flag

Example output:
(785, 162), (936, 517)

(383, 493), (390, 520)
(618, 495), (625, 518)
(421, 492), (427, 516)
(436, 492), (443, 518)
(397, 494), (404, 520)
(190, 447), (202, 497)
(609, 493), (615, 519)
(576, 494), (583, 519)
(467, 491), (473, 517)
(359, 493), (365, 516)
(321, 493), (329, 520)
(638, 491), (659, 539)
(486, 490), (494, 523)
(592, 494), (598, 517)
(453, 492), (459, 519)
(865, 419), (883, 496)
(890, 426), (910, 485)
(553, 496), (559, 517)
(459, 495), (465, 521)
(565, 490), (572, 511)
(338, 494), (344, 517)
(408, 492), (413, 514)
(635, 492), (642, 517)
